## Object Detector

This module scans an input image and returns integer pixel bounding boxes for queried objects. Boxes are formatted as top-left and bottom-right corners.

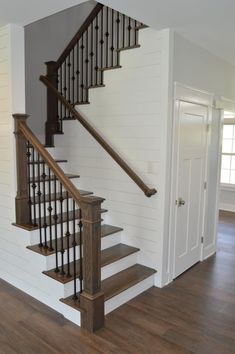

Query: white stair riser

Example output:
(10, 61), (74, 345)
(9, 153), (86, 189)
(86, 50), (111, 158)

(58, 274), (155, 326)
(61, 251), (139, 298)
(29, 217), (109, 245)
(105, 274), (155, 314)
(32, 232), (121, 270)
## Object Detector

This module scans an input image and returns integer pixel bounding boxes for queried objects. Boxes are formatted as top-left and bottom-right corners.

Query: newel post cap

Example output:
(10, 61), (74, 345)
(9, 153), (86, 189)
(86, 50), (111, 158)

(13, 113), (29, 121)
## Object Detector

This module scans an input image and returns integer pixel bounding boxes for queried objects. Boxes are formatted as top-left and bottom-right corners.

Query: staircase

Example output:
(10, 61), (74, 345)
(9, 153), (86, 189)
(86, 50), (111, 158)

(13, 2), (157, 332)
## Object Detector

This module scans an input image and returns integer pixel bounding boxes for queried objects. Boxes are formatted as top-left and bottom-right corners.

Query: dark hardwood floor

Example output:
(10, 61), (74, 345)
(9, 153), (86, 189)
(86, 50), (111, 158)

(1, 210), (235, 354)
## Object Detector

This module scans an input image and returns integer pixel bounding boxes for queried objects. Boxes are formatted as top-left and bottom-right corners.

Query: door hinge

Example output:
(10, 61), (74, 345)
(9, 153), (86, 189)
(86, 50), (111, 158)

(206, 124), (210, 132)
(204, 181), (207, 190)
(201, 236), (204, 243)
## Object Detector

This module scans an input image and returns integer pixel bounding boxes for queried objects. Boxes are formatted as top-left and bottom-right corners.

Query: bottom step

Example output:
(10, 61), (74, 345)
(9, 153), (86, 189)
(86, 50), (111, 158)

(61, 264), (156, 314)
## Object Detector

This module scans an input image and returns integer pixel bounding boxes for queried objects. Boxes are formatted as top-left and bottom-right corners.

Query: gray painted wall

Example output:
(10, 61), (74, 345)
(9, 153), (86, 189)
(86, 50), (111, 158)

(25, 0), (95, 136)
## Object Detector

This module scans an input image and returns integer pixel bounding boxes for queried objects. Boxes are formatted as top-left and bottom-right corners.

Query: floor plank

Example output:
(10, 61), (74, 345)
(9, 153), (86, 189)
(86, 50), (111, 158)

(0, 211), (235, 353)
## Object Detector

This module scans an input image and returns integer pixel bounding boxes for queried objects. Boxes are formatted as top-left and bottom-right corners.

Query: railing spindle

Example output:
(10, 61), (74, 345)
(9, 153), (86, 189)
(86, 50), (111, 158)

(31, 147), (37, 226)
(59, 182), (65, 275)
(72, 200), (78, 299)
(66, 191), (71, 277)
(54, 176), (59, 272)
(90, 21), (93, 87)
(26, 142), (32, 225)
(79, 208), (83, 294)
(48, 168), (53, 251)
(81, 34), (84, 102)
(37, 153), (43, 247)
(95, 15), (99, 85)
(42, 162), (48, 249)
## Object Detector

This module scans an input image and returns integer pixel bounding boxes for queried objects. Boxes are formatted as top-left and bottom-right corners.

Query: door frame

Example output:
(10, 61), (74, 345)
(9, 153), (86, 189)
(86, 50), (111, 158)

(167, 82), (214, 282)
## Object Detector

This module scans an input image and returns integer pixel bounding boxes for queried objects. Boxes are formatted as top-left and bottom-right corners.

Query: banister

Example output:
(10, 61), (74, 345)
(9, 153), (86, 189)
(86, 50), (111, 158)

(16, 116), (103, 207)
(55, 3), (104, 70)
(40, 75), (157, 197)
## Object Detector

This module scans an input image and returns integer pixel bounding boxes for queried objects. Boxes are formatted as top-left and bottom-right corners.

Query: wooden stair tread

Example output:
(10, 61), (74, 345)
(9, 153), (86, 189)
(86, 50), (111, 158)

(117, 44), (141, 52)
(85, 84), (105, 89)
(27, 224), (123, 256)
(60, 264), (156, 310)
(43, 244), (139, 284)
(98, 65), (122, 72)
(14, 208), (107, 231)
(32, 189), (93, 204)
(28, 173), (79, 183)
(28, 159), (67, 165)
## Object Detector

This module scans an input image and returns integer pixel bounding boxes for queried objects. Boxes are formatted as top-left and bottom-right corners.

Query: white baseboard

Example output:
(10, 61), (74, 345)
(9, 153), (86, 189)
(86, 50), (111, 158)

(219, 203), (235, 213)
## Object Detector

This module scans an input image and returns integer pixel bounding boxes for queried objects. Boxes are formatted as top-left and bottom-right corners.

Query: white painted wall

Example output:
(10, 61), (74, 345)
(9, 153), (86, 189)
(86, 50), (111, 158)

(171, 32), (235, 264)
(0, 25), (71, 316)
(220, 188), (235, 212)
(0, 24), (25, 262)
(54, 28), (172, 287)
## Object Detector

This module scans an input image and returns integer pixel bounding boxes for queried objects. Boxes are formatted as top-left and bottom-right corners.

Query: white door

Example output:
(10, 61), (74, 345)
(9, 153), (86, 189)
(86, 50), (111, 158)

(173, 101), (207, 278)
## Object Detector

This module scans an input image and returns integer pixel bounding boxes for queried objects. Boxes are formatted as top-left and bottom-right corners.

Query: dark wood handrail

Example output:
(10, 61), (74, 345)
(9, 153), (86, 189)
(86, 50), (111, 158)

(40, 75), (157, 197)
(55, 3), (103, 70)
(18, 118), (103, 206)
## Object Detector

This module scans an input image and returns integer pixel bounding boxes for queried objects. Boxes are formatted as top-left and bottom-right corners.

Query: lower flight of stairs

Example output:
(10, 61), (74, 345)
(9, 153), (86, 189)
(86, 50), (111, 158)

(16, 151), (156, 326)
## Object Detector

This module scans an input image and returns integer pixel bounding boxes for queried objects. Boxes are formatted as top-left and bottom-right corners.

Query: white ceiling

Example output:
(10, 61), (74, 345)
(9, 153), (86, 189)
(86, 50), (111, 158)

(1, 0), (235, 65)
(99, 0), (235, 65)
(0, 0), (87, 27)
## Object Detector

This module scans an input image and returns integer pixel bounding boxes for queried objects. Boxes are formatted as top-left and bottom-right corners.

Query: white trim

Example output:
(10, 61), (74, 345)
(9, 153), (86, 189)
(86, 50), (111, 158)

(215, 97), (235, 111)
(220, 184), (235, 191)
(166, 83), (214, 284)
(220, 203), (235, 212)
(174, 82), (214, 107)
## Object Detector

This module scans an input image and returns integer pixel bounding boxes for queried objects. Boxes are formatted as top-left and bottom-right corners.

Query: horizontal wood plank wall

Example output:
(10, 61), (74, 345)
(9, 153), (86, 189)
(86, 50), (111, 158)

(54, 28), (170, 286)
(0, 26), (69, 316)
(0, 26), (16, 279)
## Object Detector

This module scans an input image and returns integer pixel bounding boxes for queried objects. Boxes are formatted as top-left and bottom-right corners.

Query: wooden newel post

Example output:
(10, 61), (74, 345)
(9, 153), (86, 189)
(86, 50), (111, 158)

(45, 61), (59, 147)
(80, 196), (105, 332)
(13, 114), (31, 225)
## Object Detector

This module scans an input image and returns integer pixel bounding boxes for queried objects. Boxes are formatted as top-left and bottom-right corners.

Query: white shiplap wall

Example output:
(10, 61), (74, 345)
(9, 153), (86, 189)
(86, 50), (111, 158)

(54, 28), (172, 287)
(0, 26), (16, 267)
(0, 26), (68, 312)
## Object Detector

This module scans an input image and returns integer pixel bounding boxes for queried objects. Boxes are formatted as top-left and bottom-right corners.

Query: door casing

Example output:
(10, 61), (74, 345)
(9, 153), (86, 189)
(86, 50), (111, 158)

(167, 82), (215, 283)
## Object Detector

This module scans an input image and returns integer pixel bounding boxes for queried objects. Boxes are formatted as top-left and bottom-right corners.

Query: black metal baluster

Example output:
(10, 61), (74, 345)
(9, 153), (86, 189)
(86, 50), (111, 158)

(48, 168), (53, 251)
(72, 48), (75, 106)
(59, 183), (65, 275)
(81, 35), (84, 102)
(116, 11), (120, 65)
(37, 153), (43, 247)
(105, 6), (109, 67)
(26, 142), (32, 224)
(122, 14), (125, 48)
(76, 41), (80, 103)
(54, 177), (59, 273)
(95, 15), (99, 85)
(90, 20), (94, 87)
(128, 17), (131, 47)
(100, 7), (104, 83)
(134, 20), (137, 45)
(66, 191), (71, 277)
(111, 9), (114, 67)
(31, 147), (37, 226)
(42, 162), (48, 249)
(85, 29), (89, 101)
(68, 53), (71, 106)
(64, 58), (67, 118)
(79, 208), (83, 294)
(59, 66), (63, 130)
(72, 200), (78, 299)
